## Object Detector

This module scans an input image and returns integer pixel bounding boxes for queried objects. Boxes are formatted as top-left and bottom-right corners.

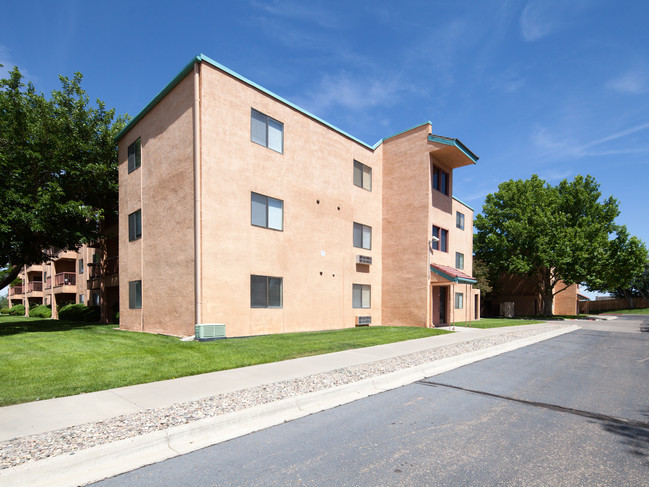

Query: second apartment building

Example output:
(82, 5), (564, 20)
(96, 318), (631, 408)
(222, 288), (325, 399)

(117, 54), (479, 337)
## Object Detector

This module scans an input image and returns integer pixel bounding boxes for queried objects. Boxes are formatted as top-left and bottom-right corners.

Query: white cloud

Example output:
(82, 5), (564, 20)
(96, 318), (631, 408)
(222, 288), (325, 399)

(0, 45), (35, 82)
(250, 0), (345, 30)
(606, 70), (649, 94)
(519, 0), (593, 42)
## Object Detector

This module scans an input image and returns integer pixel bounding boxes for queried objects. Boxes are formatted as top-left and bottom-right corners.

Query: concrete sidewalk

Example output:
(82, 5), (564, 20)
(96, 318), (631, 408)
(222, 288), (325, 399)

(0, 322), (580, 486)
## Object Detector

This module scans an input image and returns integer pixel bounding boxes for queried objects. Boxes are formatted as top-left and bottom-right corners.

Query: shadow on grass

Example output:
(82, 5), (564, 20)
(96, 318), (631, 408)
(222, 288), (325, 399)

(0, 317), (104, 336)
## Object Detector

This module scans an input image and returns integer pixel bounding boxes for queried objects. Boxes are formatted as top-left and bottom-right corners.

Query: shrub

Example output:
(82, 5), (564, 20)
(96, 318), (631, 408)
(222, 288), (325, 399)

(29, 304), (52, 318)
(58, 303), (100, 322)
(9, 304), (25, 316)
(0, 306), (10, 315)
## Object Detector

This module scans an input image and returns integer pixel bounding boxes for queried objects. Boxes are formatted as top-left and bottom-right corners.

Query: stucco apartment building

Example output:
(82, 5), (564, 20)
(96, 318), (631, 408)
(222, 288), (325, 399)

(8, 236), (119, 322)
(117, 54), (480, 338)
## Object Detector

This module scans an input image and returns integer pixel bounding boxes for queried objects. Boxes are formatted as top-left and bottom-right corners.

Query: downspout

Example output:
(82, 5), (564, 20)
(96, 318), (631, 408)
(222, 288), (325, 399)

(193, 62), (202, 326)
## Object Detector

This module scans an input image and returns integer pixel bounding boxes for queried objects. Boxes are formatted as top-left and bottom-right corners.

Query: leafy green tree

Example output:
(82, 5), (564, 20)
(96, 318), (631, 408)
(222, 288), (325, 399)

(0, 67), (127, 289)
(474, 174), (643, 315)
(0, 292), (8, 310)
(612, 259), (649, 306)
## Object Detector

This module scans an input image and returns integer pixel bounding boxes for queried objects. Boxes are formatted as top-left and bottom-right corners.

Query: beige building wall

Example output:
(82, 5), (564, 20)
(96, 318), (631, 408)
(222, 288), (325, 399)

(118, 74), (196, 335)
(116, 56), (479, 337)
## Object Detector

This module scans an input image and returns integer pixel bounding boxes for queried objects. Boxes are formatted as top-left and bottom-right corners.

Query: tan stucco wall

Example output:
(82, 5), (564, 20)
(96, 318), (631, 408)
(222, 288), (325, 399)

(118, 73), (195, 335)
(198, 63), (382, 337)
(381, 125), (434, 327)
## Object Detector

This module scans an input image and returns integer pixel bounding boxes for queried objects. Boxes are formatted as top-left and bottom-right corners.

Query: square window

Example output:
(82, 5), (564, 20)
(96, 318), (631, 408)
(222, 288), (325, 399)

(251, 109), (284, 153)
(251, 192), (283, 230)
(456, 252), (464, 270)
(128, 209), (142, 241)
(127, 138), (141, 173)
(353, 160), (372, 191)
(455, 292), (464, 309)
(353, 284), (371, 309)
(456, 211), (465, 230)
(251, 275), (283, 308)
(353, 222), (372, 250)
(129, 280), (142, 309)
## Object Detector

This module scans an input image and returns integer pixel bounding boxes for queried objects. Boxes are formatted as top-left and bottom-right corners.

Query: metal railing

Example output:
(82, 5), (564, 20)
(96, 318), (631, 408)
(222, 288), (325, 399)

(54, 272), (76, 287)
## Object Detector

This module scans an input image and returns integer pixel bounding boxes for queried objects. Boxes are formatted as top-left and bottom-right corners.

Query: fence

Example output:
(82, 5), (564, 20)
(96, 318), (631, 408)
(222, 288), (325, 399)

(579, 297), (649, 314)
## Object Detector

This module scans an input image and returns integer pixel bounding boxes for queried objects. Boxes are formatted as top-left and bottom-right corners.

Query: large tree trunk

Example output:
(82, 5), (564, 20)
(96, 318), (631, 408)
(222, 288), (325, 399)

(541, 289), (554, 315)
(0, 265), (22, 291)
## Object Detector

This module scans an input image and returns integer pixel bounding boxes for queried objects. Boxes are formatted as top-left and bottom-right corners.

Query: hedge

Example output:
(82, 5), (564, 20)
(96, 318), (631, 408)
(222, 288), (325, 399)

(58, 304), (100, 322)
(8, 304), (25, 316)
(29, 304), (52, 318)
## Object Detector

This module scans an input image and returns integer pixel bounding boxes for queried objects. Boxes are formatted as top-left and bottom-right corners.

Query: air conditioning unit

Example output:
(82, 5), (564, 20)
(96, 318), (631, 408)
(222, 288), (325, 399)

(356, 255), (372, 265)
(355, 316), (372, 326)
(195, 323), (226, 341)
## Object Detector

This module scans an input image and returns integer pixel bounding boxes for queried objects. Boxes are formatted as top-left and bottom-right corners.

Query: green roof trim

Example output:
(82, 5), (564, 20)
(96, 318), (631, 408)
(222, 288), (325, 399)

(430, 265), (477, 285)
(427, 134), (479, 164)
(452, 196), (474, 211)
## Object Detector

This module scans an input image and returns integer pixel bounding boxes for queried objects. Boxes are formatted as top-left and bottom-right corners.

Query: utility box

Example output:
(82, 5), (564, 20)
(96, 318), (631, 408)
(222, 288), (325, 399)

(500, 302), (514, 318)
(195, 323), (226, 341)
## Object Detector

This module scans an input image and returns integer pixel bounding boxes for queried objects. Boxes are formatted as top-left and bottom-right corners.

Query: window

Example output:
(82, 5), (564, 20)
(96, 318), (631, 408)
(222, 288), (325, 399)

(128, 209), (142, 241)
(432, 166), (449, 195)
(455, 292), (464, 309)
(251, 192), (283, 230)
(92, 292), (100, 306)
(432, 226), (448, 252)
(353, 284), (371, 309)
(251, 109), (283, 153)
(127, 138), (141, 173)
(78, 259), (84, 274)
(456, 252), (464, 270)
(79, 294), (84, 304)
(456, 211), (465, 230)
(353, 223), (372, 250)
(129, 280), (142, 309)
(251, 275), (283, 308)
(353, 160), (372, 191)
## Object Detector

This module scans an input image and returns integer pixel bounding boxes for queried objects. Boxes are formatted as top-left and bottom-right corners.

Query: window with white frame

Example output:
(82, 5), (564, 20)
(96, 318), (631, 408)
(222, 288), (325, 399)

(251, 109), (283, 153)
(455, 292), (464, 309)
(353, 160), (372, 191)
(353, 284), (371, 309)
(456, 252), (464, 270)
(353, 222), (372, 250)
(250, 275), (283, 308)
(251, 192), (283, 231)
(456, 211), (465, 230)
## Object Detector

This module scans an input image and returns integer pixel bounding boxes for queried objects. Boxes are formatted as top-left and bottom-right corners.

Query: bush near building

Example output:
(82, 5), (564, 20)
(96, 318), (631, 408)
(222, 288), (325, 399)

(58, 304), (100, 322)
(29, 304), (52, 318)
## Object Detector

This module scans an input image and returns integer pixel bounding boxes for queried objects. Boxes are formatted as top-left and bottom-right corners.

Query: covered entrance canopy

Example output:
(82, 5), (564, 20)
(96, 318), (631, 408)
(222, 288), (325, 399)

(429, 264), (478, 327)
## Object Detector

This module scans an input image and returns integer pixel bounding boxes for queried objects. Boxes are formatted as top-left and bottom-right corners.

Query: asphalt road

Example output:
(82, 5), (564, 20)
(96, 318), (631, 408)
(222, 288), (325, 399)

(93, 316), (649, 486)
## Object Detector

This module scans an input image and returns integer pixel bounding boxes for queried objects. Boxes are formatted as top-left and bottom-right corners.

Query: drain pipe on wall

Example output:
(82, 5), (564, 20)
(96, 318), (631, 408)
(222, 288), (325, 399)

(193, 61), (202, 327)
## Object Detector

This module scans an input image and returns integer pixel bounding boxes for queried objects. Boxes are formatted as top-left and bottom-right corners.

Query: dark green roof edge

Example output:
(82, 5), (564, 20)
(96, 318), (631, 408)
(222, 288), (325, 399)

(427, 134), (479, 164)
(116, 56), (201, 142)
(452, 196), (474, 211)
(430, 265), (477, 285)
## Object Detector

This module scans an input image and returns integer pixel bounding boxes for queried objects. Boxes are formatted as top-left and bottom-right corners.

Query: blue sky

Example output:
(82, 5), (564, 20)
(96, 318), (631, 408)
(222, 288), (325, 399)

(2, 0), (648, 296)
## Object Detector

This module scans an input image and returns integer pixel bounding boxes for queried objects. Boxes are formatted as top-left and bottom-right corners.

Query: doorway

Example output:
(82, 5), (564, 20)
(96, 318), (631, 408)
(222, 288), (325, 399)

(439, 287), (447, 324)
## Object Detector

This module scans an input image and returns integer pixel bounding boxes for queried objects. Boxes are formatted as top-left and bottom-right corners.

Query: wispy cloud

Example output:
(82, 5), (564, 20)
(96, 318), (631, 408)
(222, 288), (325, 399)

(520, 0), (592, 42)
(606, 69), (649, 94)
(250, 0), (346, 30)
(0, 45), (35, 82)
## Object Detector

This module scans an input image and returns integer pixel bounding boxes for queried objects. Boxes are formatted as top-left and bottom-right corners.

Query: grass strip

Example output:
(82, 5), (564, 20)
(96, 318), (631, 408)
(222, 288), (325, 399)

(0, 317), (449, 406)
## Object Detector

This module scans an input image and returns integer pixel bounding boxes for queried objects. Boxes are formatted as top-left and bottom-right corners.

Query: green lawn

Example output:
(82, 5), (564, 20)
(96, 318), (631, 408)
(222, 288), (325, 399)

(0, 316), (450, 406)
(602, 307), (649, 315)
(460, 318), (545, 329)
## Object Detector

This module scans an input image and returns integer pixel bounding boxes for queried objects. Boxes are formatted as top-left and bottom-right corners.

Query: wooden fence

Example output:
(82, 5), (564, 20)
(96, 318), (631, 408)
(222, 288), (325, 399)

(579, 297), (649, 314)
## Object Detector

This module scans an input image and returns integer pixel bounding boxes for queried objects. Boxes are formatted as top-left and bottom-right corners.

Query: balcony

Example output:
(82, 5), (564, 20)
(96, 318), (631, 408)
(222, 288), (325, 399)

(27, 281), (43, 292)
(9, 286), (24, 296)
(54, 272), (76, 292)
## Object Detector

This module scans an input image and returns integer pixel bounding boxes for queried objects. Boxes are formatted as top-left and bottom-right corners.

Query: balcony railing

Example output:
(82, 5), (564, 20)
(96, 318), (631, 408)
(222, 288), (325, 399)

(27, 281), (43, 292)
(54, 272), (76, 287)
(106, 256), (118, 275)
(9, 286), (23, 296)
(45, 276), (52, 289)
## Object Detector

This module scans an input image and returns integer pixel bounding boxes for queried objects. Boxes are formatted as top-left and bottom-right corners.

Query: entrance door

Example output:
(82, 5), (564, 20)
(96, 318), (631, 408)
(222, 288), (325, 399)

(439, 287), (447, 324)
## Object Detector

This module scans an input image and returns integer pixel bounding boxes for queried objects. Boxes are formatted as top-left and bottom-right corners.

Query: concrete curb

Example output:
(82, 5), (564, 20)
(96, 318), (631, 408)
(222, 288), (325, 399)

(0, 324), (579, 487)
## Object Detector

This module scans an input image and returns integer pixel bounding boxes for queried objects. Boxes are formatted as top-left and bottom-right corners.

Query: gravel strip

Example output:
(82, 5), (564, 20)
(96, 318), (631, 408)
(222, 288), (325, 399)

(0, 325), (568, 469)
